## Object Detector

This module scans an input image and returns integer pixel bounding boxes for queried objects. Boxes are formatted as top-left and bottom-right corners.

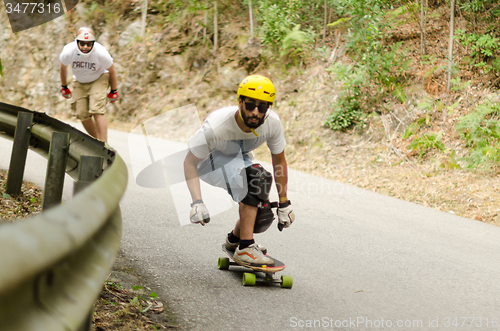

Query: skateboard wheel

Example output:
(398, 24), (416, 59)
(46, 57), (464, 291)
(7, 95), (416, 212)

(218, 257), (230, 270)
(242, 273), (256, 286)
(281, 275), (293, 288)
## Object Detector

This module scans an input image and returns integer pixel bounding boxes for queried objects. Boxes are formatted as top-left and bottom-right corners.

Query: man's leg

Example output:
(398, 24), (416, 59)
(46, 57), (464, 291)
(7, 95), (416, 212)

(72, 82), (95, 138)
(88, 73), (109, 142)
(81, 117), (97, 138)
(232, 202), (273, 265)
(234, 203), (258, 240)
(94, 114), (108, 142)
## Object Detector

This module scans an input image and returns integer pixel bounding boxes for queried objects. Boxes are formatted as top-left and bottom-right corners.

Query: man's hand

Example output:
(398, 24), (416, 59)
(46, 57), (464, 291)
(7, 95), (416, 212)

(277, 200), (295, 231)
(107, 89), (119, 103)
(61, 85), (72, 99)
(190, 200), (210, 225)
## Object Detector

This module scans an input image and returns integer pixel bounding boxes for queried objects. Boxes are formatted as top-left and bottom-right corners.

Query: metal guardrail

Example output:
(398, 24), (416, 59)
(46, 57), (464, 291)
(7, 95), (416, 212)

(0, 102), (128, 330)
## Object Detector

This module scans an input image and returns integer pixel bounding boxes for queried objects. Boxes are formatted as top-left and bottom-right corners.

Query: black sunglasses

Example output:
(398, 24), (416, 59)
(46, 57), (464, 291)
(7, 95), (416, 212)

(244, 101), (269, 114)
(78, 41), (94, 47)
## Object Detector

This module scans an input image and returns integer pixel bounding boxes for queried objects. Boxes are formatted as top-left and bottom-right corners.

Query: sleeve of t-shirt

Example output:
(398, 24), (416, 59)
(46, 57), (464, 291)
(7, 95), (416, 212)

(266, 116), (286, 154)
(59, 43), (73, 66)
(187, 122), (212, 160)
(98, 45), (114, 69)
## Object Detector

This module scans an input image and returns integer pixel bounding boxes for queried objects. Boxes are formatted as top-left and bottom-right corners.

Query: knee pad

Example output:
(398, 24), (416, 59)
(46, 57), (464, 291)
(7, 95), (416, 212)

(240, 164), (273, 207)
(253, 201), (275, 233)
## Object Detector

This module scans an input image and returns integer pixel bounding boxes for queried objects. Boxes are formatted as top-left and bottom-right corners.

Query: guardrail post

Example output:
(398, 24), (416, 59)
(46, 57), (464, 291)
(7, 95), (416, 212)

(73, 155), (103, 195)
(6, 112), (33, 195)
(42, 132), (71, 210)
(74, 155), (103, 331)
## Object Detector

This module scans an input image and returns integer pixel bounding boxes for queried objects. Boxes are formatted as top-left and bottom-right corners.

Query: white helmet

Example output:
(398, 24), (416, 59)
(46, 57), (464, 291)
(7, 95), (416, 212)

(75, 28), (96, 57)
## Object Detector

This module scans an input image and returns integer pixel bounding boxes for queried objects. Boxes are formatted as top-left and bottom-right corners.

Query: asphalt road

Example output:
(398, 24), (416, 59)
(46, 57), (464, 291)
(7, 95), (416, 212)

(2, 124), (500, 331)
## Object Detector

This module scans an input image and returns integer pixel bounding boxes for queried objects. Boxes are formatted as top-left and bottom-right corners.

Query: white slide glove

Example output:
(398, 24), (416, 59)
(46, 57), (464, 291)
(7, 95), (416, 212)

(277, 200), (295, 231)
(190, 200), (210, 225)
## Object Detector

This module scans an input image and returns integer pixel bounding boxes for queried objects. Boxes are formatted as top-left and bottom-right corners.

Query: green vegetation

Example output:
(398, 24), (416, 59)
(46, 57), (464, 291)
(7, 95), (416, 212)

(407, 132), (445, 159)
(257, 0), (316, 62)
(402, 115), (431, 140)
(76, 0), (500, 171)
(456, 101), (500, 170)
(94, 279), (176, 330)
(458, 0), (498, 21)
(455, 29), (500, 73)
(324, 62), (365, 131)
(324, 0), (410, 130)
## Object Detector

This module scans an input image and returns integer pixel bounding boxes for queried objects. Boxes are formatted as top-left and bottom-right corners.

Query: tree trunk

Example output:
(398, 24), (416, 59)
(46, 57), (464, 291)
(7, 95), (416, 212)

(213, 0), (218, 55)
(141, 0), (148, 39)
(249, 0), (254, 42)
(214, 1), (220, 78)
(420, 0), (427, 55)
(446, 0), (456, 93)
(323, 0), (327, 47)
(203, 5), (208, 42)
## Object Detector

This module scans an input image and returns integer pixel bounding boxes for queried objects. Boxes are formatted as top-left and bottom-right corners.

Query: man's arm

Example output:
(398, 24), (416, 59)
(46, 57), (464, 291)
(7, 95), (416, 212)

(272, 150), (295, 230)
(59, 63), (68, 86)
(107, 64), (118, 90)
(271, 151), (288, 203)
(184, 151), (203, 202)
(184, 151), (211, 225)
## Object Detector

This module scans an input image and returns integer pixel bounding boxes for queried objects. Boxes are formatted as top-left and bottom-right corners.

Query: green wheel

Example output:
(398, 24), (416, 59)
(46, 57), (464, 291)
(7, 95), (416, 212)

(242, 273), (256, 286)
(281, 275), (293, 288)
(218, 257), (230, 270)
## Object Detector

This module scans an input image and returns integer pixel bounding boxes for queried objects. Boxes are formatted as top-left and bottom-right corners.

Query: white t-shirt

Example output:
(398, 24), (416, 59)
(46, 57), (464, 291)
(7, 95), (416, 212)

(59, 41), (113, 83)
(188, 106), (286, 160)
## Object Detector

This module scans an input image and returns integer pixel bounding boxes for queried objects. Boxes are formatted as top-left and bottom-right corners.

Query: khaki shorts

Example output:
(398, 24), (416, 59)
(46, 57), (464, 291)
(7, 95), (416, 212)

(71, 73), (109, 120)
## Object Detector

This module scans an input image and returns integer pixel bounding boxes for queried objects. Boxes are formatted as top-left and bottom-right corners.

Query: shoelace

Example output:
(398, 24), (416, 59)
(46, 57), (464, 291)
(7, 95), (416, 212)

(250, 244), (264, 257)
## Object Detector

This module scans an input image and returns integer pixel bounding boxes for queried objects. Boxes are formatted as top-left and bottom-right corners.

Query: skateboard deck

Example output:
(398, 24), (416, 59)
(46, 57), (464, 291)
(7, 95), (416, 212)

(218, 244), (293, 288)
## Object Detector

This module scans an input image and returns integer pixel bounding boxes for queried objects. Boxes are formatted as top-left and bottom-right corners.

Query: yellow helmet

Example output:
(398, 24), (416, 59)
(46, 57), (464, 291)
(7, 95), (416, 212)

(237, 75), (276, 105)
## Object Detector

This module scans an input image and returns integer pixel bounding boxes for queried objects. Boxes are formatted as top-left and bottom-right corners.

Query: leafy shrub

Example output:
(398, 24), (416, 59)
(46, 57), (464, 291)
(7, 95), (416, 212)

(324, 1), (410, 131)
(455, 30), (500, 72)
(325, 62), (367, 131)
(257, 0), (300, 54)
(280, 24), (315, 63)
(458, 0), (496, 13)
(256, 0), (317, 62)
(324, 40), (408, 131)
(449, 77), (472, 91)
(456, 101), (500, 170)
(402, 115), (431, 139)
(407, 133), (445, 159)
(325, 95), (365, 131)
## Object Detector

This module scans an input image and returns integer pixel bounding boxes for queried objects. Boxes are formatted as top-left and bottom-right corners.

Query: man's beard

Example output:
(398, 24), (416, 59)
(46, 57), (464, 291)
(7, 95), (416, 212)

(78, 44), (94, 53)
(241, 109), (265, 129)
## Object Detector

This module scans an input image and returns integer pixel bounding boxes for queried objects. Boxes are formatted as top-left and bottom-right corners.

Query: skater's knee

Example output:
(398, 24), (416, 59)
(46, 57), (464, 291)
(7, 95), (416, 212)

(240, 164), (272, 207)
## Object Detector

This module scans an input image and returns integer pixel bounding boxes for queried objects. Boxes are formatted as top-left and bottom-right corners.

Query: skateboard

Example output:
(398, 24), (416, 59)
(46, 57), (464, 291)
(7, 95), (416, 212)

(218, 245), (293, 288)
